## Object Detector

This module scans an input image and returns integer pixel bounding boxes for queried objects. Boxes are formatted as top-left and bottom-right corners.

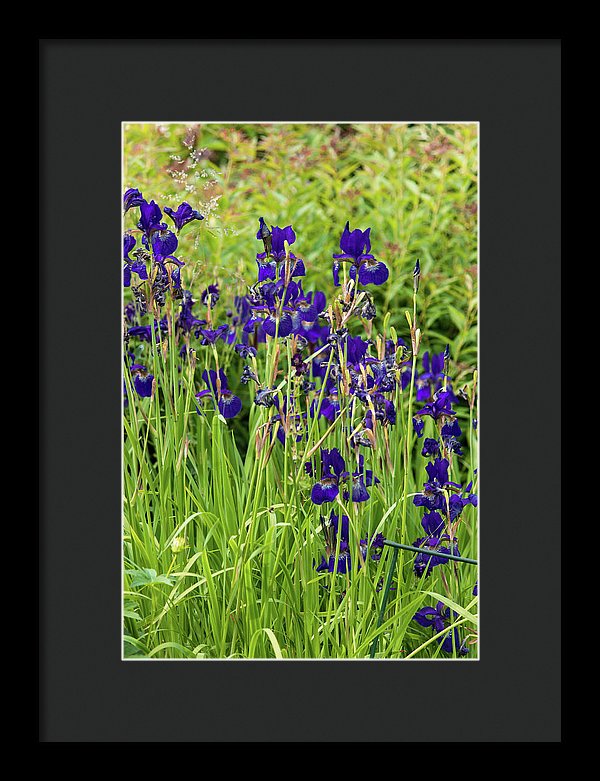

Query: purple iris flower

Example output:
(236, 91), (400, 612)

(423, 350), (445, 378)
(399, 366), (414, 391)
(414, 389), (456, 421)
(256, 216), (271, 246)
(252, 280), (320, 338)
(413, 457), (454, 512)
(424, 458), (461, 493)
(412, 535), (460, 578)
(441, 419), (463, 455)
(141, 229), (185, 306)
(413, 602), (469, 655)
(332, 222), (389, 286)
(171, 269), (182, 295)
(367, 360), (396, 393)
(164, 201), (204, 232)
(311, 448), (348, 505)
(124, 303), (137, 324)
(413, 417), (425, 438)
(255, 223), (306, 282)
(245, 281), (294, 338)
(130, 364), (154, 398)
(255, 257), (277, 284)
(259, 311), (293, 338)
(234, 343), (257, 359)
(290, 352), (307, 377)
(270, 225), (296, 259)
(413, 603), (447, 633)
(381, 398), (397, 426)
(123, 263), (138, 287)
(271, 227), (306, 278)
(123, 188), (145, 212)
(421, 438), (441, 458)
(310, 449), (377, 505)
(286, 282), (319, 331)
(239, 316), (267, 345)
(359, 399), (396, 438)
(123, 234), (135, 262)
(294, 290), (328, 344)
(349, 366), (374, 401)
(328, 512), (350, 542)
(123, 234), (148, 287)
(416, 351), (448, 401)
(422, 511), (446, 537)
(344, 453), (377, 503)
(447, 491), (478, 522)
(176, 290), (207, 336)
(199, 324), (229, 345)
(254, 388), (278, 408)
(309, 290), (327, 315)
(127, 318), (168, 343)
(413, 458), (471, 516)
(316, 539), (352, 574)
(343, 335), (369, 366)
(312, 380), (340, 422)
(241, 365), (259, 385)
(412, 510), (458, 577)
(137, 200), (167, 239)
(201, 284), (220, 308)
(196, 369), (242, 419)
(234, 294), (253, 326)
(467, 491), (478, 509)
(385, 336), (408, 358)
(146, 229), (179, 260)
(473, 581), (478, 596)
(439, 478), (477, 522)
(361, 532), (385, 561)
(150, 257), (183, 308)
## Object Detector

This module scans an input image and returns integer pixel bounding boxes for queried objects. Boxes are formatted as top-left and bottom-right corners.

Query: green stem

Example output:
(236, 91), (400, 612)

(369, 547), (399, 658)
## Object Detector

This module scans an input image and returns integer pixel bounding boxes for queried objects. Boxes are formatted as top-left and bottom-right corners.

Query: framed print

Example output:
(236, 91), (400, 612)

(40, 38), (560, 742)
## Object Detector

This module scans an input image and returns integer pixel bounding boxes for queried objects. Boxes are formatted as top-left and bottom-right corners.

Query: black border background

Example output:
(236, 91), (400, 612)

(39, 39), (561, 742)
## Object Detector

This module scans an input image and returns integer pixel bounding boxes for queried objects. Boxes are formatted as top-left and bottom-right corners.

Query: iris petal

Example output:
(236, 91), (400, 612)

(311, 479), (339, 505)
(218, 393), (242, 419)
(358, 260), (389, 286)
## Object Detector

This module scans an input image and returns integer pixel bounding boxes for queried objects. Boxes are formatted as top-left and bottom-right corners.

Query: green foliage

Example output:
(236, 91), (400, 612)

(124, 122), (477, 362)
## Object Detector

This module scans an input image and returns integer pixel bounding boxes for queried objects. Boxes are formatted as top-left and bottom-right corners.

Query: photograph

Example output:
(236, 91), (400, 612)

(122, 121), (479, 660)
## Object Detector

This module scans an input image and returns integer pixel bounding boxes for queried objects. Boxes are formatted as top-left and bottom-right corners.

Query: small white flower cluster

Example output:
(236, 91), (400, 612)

(198, 195), (222, 219)
(170, 169), (189, 183)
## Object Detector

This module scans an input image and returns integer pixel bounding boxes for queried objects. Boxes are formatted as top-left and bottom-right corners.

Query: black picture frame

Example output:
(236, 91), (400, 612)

(40, 38), (561, 742)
